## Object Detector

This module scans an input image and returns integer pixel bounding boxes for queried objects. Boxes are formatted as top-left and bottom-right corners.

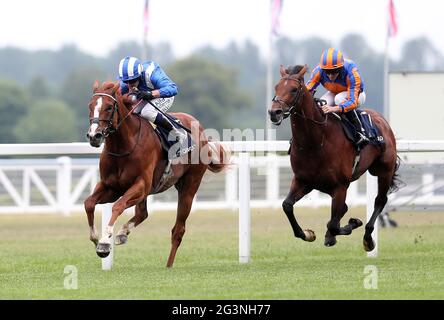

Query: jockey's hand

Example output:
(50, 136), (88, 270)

(321, 105), (341, 114)
(136, 90), (154, 101)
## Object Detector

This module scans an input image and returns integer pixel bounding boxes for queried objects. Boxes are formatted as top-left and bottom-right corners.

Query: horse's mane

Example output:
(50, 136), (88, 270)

(101, 81), (118, 92)
(286, 65), (306, 77)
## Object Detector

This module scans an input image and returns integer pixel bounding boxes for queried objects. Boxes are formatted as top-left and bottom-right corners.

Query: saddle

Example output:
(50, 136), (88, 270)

(151, 114), (196, 159)
(149, 114), (196, 194)
(338, 110), (384, 149)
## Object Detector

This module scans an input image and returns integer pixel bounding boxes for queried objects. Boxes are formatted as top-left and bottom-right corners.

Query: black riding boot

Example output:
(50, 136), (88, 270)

(154, 113), (187, 143)
(345, 110), (368, 146)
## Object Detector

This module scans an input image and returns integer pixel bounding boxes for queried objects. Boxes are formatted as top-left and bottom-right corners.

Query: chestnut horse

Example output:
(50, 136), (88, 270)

(268, 65), (401, 251)
(85, 81), (228, 268)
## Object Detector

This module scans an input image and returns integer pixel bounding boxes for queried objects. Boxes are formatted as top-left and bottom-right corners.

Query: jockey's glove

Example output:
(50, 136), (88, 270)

(137, 91), (154, 101)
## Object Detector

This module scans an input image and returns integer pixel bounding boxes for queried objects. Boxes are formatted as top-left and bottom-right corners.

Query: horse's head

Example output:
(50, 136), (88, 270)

(86, 81), (122, 147)
(268, 64), (308, 125)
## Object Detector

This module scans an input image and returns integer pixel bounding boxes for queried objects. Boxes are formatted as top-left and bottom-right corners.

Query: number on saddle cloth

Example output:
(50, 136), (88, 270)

(358, 111), (384, 144)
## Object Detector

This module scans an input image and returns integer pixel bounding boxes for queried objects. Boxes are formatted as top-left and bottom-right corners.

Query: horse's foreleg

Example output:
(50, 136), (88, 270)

(115, 198), (148, 245)
(96, 179), (148, 258)
(84, 181), (117, 246)
(324, 187), (348, 247)
(166, 169), (205, 268)
(282, 177), (314, 241)
(363, 175), (390, 251)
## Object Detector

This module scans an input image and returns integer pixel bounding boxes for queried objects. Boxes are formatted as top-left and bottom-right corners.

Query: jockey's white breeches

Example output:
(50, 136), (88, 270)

(321, 91), (366, 107)
(139, 97), (175, 122)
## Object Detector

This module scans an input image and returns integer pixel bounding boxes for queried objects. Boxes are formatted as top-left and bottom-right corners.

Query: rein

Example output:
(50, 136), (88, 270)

(91, 93), (143, 157)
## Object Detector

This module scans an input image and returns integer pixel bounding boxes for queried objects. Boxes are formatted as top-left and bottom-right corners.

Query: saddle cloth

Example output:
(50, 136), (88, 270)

(339, 110), (384, 146)
(151, 114), (196, 159)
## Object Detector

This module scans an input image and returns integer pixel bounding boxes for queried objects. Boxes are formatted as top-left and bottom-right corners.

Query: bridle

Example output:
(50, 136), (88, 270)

(89, 92), (143, 157)
(272, 76), (328, 126)
(90, 93), (120, 137)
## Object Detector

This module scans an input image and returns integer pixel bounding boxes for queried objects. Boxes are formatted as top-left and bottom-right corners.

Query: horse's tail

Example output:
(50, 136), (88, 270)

(389, 155), (404, 194)
(207, 141), (231, 173)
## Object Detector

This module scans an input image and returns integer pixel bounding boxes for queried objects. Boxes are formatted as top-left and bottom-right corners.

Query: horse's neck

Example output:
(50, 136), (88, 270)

(105, 109), (143, 154)
(290, 93), (326, 149)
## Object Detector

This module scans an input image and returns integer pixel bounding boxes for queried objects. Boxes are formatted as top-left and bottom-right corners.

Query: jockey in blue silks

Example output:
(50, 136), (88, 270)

(118, 56), (187, 143)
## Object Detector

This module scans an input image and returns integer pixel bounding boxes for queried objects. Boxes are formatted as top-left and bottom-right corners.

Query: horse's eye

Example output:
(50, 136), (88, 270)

(106, 107), (113, 112)
(291, 88), (299, 95)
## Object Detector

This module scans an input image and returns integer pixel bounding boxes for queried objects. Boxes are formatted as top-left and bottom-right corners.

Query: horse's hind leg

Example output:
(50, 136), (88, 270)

(166, 169), (205, 268)
(115, 198), (148, 245)
(363, 174), (391, 251)
(282, 177), (315, 241)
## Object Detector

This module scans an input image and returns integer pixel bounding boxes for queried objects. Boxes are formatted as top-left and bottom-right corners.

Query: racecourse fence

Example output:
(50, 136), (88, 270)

(0, 141), (443, 215)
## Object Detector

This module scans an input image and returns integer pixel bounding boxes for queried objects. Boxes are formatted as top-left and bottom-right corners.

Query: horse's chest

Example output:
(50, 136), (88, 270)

(101, 166), (138, 190)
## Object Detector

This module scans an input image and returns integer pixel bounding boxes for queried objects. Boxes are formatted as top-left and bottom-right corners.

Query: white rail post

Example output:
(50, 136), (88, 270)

(239, 152), (251, 264)
(266, 153), (279, 207)
(56, 156), (72, 216)
(366, 173), (378, 258)
(101, 203), (113, 270)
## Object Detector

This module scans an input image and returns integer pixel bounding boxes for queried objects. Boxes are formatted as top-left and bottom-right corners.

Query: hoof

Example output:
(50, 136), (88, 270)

(115, 234), (128, 246)
(363, 238), (375, 252)
(303, 229), (316, 242)
(96, 243), (111, 258)
(324, 236), (337, 247)
(349, 218), (363, 229)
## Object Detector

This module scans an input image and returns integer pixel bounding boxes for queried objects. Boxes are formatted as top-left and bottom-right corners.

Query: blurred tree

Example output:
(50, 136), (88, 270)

(59, 67), (108, 140)
(197, 40), (266, 129)
(14, 99), (77, 143)
(27, 76), (52, 100)
(0, 78), (29, 143)
(397, 37), (444, 71)
(168, 56), (253, 132)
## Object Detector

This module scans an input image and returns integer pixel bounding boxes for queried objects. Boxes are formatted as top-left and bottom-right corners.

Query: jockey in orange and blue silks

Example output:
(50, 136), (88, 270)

(306, 48), (369, 145)
(118, 56), (186, 144)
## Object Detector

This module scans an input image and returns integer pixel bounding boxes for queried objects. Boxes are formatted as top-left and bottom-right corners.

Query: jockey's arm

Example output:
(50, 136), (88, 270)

(338, 67), (362, 113)
(305, 65), (322, 93)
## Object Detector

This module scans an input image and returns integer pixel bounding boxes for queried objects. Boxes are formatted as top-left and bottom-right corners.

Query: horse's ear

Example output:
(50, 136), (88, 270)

(279, 64), (288, 77)
(298, 65), (308, 77)
(92, 81), (99, 93)
(112, 81), (120, 94)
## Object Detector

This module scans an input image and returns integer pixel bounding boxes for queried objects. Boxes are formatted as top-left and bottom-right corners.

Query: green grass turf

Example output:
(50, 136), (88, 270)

(0, 207), (443, 299)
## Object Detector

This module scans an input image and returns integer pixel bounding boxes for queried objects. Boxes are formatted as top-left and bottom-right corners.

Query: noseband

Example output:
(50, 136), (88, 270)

(272, 76), (327, 126)
(90, 93), (119, 137)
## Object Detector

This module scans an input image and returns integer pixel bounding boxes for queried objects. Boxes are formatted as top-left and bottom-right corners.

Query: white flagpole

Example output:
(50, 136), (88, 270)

(383, 30), (389, 121)
(142, 0), (149, 60)
(266, 28), (274, 141)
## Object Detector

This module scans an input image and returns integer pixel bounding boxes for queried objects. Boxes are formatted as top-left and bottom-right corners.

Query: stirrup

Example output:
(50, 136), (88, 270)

(356, 132), (369, 145)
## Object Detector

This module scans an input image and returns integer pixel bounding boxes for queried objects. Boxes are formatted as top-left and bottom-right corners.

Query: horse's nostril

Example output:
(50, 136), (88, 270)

(94, 133), (103, 141)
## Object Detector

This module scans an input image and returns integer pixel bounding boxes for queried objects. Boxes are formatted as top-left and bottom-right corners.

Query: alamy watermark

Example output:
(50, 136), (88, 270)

(363, 265), (378, 290)
(167, 120), (279, 168)
(64, 265), (78, 290)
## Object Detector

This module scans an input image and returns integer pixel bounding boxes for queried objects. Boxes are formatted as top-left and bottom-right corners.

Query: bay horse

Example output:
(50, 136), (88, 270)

(84, 81), (228, 268)
(268, 65), (401, 251)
